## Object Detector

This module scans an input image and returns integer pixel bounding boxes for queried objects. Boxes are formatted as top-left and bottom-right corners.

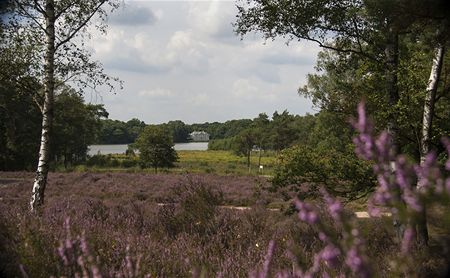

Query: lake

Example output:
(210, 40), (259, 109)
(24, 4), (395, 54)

(88, 142), (209, 156)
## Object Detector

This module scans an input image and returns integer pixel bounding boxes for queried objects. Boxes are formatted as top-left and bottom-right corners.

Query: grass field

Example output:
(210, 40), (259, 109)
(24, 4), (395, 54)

(175, 150), (277, 175)
(77, 150), (278, 176)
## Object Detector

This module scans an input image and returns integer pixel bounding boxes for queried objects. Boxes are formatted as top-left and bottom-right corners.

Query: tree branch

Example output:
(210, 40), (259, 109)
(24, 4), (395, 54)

(32, 0), (45, 14)
(54, 1), (76, 20)
(287, 24), (379, 62)
(55, 0), (107, 50)
(13, 0), (47, 34)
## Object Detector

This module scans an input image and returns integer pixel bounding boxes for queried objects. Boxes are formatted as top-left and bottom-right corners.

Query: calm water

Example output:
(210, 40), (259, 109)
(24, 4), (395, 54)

(88, 142), (208, 156)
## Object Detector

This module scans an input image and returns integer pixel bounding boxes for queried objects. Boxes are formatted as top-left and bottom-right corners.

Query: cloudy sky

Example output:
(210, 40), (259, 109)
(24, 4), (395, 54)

(85, 0), (321, 124)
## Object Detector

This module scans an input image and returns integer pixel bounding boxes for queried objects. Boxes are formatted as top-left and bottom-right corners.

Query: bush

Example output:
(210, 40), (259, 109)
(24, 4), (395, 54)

(208, 137), (236, 151)
(272, 144), (375, 200)
(120, 158), (137, 168)
(158, 177), (224, 237)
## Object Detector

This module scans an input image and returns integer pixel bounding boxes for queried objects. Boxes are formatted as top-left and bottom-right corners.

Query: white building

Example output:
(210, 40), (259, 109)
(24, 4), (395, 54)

(189, 131), (210, 142)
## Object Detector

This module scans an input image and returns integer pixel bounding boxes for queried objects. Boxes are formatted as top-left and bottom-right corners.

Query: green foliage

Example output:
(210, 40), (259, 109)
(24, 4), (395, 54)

(301, 40), (450, 159)
(191, 119), (253, 140)
(272, 145), (375, 200)
(0, 79), (41, 170)
(98, 118), (145, 144)
(208, 137), (236, 151)
(53, 87), (108, 167)
(233, 129), (256, 169)
(162, 120), (191, 143)
(270, 110), (298, 151)
(135, 125), (178, 172)
(0, 80), (107, 170)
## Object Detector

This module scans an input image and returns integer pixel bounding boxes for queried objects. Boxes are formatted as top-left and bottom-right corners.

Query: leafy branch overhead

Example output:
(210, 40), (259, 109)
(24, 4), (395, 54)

(3, 0), (122, 100)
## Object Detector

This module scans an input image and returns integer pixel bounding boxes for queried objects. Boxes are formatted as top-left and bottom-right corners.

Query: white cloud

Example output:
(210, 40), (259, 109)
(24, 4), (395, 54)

(109, 4), (157, 26)
(138, 88), (173, 98)
(232, 78), (278, 101)
(187, 1), (236, 39)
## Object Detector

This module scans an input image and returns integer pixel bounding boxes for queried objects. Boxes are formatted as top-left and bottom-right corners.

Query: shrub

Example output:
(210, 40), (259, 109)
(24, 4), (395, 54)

(121, 158), (137, 168)
(158, 177), (224, 237)
(272, 144), (375, 200)
(86, 154), (111, 167)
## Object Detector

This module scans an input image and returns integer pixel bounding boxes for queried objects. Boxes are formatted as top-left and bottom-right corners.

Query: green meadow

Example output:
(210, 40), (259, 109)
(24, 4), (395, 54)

(74, 150), (278, 176)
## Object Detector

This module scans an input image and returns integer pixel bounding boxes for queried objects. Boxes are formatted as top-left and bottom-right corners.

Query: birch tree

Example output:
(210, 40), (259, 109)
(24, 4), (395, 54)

(416, 20), (448, 245)
(4, 0), (120, 211)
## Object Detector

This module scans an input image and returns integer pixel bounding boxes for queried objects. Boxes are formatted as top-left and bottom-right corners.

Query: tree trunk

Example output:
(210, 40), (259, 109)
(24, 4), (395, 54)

(258, 148), (262, 169)
(385, 29), (400, 152)
(417, 44), (445, 246)
(247, 150), (251, 173)
(385, 27), (405, 242)
(30, 0), (56, 212)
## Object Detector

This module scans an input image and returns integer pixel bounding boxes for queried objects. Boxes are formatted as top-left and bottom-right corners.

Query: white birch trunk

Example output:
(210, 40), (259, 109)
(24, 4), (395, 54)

(420, 45), (445, 166)
(416, 44), (445, 246)
(30, 0), (56, 212)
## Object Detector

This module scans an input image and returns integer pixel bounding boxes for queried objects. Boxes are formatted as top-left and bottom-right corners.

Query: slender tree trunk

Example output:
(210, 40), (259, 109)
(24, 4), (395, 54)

(385, 27), (405, 241)
(247, 150), (251, 173)
(30, 0), (56, 212)
(258, 148), (262, 169)
(417, 44), (445, 246)
(385, 29), (400, 152)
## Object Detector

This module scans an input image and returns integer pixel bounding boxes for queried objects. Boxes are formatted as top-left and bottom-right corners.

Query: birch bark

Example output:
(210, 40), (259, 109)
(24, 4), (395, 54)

(416, 44), (445, 246)
(30, 0), (55, 212)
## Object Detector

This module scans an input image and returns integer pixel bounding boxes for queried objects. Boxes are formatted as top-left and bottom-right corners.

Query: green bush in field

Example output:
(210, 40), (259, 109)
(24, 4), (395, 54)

(135, 125), (178, 173)
(121, 159), (138, 168)
(272, 145), (375, 200)
(208, 137), (237, 151)
(86, 154), (112, 167)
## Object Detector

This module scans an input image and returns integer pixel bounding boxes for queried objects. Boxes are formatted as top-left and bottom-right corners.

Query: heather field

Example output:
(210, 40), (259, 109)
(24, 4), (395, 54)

(0, 172), (449, 277)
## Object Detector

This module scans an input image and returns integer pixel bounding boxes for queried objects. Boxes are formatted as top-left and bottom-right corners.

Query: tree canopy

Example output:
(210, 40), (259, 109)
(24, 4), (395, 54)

(135, 125), (178, 173)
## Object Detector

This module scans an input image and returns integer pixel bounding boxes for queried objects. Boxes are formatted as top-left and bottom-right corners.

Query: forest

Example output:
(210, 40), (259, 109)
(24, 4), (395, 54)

(1, 0), (450, 277)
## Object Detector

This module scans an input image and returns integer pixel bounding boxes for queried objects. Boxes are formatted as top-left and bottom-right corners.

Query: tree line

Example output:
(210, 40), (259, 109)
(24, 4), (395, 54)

(96, 118), (255, 144)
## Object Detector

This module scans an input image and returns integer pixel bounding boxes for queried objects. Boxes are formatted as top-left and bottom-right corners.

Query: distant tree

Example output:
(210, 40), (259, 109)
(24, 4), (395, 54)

(233, 128), (256, 172)
(252, 113), (270, 168)
(126, 118), (146, 142)
(164, 120), (190, 143)
(135, 125), (178, 173)
(270, 110), (297, 152)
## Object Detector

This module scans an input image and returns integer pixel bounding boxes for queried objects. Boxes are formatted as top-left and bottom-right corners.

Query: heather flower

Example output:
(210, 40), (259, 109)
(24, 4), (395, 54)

(321, 188), (343, 221)
(320, 244), (341, 268)
(344, 247), (370, 278)
(401, 227), (415, 254)
(367, 201), (381, 217)
(294, 200), (319, 224)
(290, 189), (371, 278)
(443, 137), (450, 171)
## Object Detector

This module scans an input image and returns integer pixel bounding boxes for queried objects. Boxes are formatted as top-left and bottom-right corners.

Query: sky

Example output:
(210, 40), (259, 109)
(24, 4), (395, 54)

(85, 0), (321, 124)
